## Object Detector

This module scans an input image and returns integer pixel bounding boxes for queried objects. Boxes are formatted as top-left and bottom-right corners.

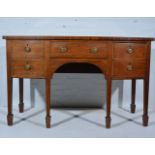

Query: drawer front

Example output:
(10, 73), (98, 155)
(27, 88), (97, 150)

(113, 42), (147, 59)
(11, 40), (44, 59)
(112, 60), (146, 78)
(11, 60), (45, 78)
(50, 40), (108, 59)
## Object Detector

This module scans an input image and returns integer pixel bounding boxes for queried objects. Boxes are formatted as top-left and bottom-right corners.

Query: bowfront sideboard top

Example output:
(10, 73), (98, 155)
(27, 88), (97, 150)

(3, 35), (155, 128)
(3, 35), (155, 41)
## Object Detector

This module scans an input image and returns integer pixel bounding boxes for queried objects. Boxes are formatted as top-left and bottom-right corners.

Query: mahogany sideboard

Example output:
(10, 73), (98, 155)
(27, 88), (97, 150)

(3, 36), (155, 128)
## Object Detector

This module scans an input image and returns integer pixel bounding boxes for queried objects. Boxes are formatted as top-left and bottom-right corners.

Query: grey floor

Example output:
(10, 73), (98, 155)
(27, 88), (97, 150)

(0, 105), (155, 138)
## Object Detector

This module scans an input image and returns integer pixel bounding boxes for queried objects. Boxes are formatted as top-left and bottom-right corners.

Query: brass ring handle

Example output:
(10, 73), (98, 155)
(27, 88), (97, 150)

(24, 45), (31, 53)
(127, 48), (133, 54)
(60, 47), (68, 53)
(24, 64), (32, 71)
(90, 47), (98, 54)
(127, 64), (133, 71)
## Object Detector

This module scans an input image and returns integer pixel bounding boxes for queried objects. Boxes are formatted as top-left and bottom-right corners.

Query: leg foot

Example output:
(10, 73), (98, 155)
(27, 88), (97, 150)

(46, 115), (51, 128)
(7, 114), (13, 126)
(130, 104), (136, 113)
(19, 102), (24, 113)
(105, 116), (111, 128)
(143, 115), (149, 126)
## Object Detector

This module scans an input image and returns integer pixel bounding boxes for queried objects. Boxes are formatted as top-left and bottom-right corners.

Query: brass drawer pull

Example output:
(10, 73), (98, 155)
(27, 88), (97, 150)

(127, 64), (133, 71)
(127, 48), (134, 54)
(60, 47), (68, 53)
(90, 47), (98, 54)
(24, 44), (31, 53)
(24, 64), (32, 71)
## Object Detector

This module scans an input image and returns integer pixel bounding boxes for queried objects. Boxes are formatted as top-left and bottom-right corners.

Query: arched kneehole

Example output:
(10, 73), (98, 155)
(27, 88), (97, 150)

(55, 62), (103, 73)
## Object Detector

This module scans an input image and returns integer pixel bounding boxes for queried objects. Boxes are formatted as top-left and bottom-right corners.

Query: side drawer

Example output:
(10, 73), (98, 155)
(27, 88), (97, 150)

(11, 40), (44, 59)
(113, 42), (147, 59)
(112, 60), (146, 78)
(11, 60), (45, 78)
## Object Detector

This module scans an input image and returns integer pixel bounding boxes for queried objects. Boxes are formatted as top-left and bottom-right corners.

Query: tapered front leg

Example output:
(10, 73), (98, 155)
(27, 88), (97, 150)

(7, 77), (13, 126)
(105, 78), (112, 128)
(19, 78), (24, 113)
(143, 78), (149, 126)
(131, 79), (136, 113)
(45, 78), (51, 128)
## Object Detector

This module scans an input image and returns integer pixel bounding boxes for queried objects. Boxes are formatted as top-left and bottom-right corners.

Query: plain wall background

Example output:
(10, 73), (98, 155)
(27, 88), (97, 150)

(0, 17), (155, 109)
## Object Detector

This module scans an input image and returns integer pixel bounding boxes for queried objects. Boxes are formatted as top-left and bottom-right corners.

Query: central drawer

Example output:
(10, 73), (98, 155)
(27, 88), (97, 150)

(50, 40), (108, 59)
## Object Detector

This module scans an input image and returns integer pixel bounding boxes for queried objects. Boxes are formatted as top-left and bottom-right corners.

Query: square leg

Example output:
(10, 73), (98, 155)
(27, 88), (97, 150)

(105, 79), (112, 128)
(131, 79), (136, 113)
(19, 78), (24, 113)
(45, 78), (51, 128)
(7, 77), (13, 126)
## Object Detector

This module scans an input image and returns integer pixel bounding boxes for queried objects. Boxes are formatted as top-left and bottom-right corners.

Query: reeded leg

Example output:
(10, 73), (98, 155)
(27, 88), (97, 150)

(19, 78), (24, 113)
(7, 77), (13, 126)
(45, 78), (51, 128)
(131, 79), (136, 113)
(143, 78), (149, 126)
(105, 79), (112, 128)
